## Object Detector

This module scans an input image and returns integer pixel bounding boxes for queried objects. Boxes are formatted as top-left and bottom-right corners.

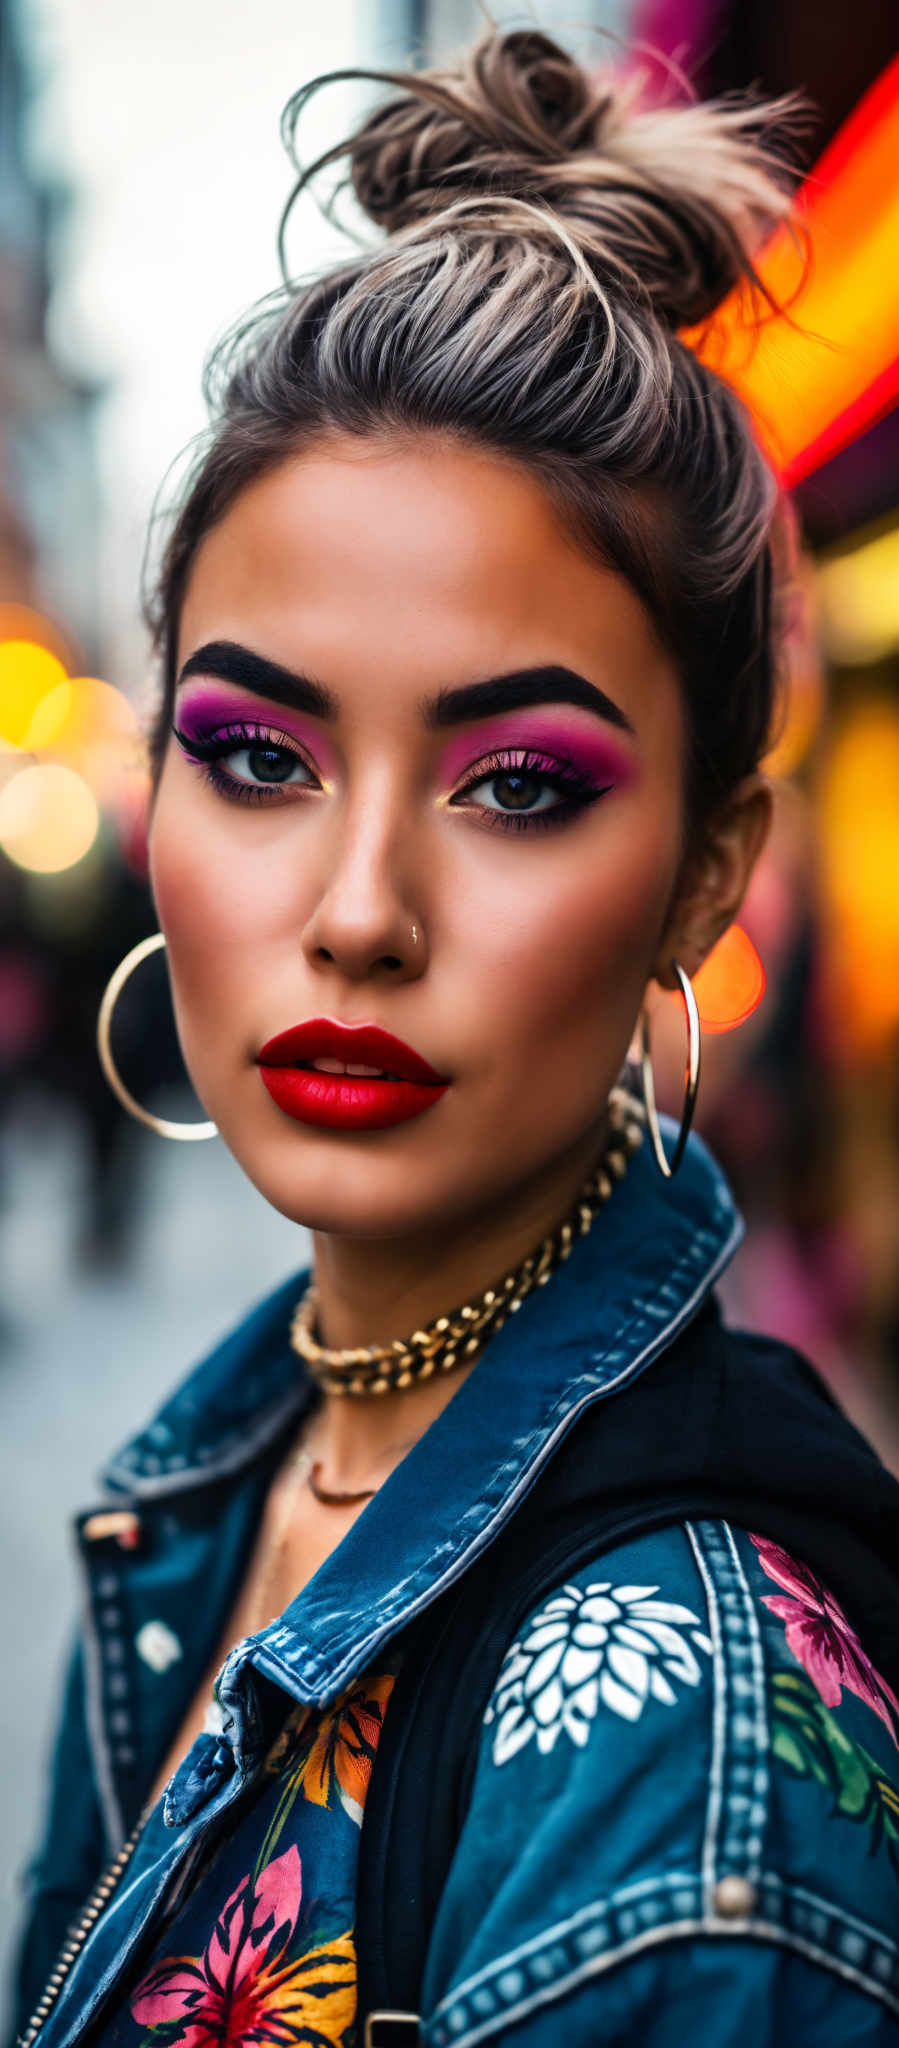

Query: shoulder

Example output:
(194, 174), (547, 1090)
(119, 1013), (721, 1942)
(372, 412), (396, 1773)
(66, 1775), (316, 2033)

(422, 1519), (899, 2045)
(486, 1519), (715, 1758)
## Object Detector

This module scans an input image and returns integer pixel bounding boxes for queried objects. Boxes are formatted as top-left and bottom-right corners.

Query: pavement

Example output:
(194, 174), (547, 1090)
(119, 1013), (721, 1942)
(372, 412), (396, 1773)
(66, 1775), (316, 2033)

(0, 1094), (309, 2033)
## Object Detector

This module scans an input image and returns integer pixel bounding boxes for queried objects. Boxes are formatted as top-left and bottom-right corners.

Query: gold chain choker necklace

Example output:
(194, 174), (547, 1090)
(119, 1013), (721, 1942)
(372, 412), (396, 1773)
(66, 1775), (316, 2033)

(290, 1089), (644, 1397)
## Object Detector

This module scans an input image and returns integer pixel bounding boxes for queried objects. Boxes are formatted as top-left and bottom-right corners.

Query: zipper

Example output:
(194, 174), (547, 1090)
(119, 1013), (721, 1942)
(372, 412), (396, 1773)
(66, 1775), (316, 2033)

(17, 1803), (153, 2048)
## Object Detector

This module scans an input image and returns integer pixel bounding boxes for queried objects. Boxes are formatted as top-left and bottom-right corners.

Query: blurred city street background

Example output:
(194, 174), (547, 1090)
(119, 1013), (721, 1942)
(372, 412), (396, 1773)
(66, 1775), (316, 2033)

(0, 1097), (309, 2025)
(2, 0), (898, 2025)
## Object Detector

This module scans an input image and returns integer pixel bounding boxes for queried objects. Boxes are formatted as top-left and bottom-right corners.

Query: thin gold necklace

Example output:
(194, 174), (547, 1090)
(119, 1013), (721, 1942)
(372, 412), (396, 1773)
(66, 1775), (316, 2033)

(306, 1459), (377, 1507)
(246, 1448), (379, 1634)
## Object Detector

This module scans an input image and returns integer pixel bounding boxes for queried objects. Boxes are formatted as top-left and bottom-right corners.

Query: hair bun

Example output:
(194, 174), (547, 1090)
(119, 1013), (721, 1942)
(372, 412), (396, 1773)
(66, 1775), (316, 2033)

(289, 28), (803, 330)
(350, 30), (611, 228)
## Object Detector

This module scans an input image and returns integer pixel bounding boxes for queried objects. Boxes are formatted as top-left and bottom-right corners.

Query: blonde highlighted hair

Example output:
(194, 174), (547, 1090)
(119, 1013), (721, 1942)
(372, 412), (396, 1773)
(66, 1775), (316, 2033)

(146, 27), (805, 840)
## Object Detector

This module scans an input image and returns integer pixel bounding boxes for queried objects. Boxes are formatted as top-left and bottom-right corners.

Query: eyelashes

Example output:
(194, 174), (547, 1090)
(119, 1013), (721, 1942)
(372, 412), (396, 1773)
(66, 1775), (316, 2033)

(171, 720), (318, 806)
(170, 719), (611, 832)
(449, 748), (610, 832)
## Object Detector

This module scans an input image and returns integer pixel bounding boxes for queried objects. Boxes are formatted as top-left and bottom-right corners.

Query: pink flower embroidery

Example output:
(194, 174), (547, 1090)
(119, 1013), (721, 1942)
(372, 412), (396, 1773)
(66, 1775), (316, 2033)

(751, 1533), (899, 1746)
(131, 1844), (355, 2045)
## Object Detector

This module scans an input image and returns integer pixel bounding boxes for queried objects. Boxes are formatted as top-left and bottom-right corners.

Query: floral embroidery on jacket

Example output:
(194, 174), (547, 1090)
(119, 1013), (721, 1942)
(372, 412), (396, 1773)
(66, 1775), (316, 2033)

(485, 1577), (713, 1763)
(130, 1844), (355, 2046)
(769, 1668), (899, 1875)
(750, 1533), (899, 1745)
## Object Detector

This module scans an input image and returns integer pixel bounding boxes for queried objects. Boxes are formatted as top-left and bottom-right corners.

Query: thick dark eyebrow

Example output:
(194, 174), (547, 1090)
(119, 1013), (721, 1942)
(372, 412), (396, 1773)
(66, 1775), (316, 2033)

(176, 642), (336, 720)
(426, 667), (633, 734)
(175, 642), (634, 736)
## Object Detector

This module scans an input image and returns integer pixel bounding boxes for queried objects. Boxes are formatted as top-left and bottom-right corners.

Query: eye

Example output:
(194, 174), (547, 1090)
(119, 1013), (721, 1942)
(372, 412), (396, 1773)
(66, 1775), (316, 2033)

(171, 721), (320, 804)
(470, 767), (561, 815)
(449, 748), (609, 833)
(215, 740), (311, 788)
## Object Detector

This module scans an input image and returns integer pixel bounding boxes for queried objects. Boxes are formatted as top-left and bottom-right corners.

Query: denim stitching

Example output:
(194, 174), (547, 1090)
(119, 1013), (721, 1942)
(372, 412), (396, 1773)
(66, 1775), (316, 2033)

(427, 1877), (899, 2047)
(687, 1520), (769, 1888)
(74, 1544), (126, 1854)
(685, 1521), (726, 1914)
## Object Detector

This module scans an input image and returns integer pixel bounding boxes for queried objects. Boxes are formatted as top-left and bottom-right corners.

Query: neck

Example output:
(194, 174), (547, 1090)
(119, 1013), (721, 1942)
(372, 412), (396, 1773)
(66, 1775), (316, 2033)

(304, 1115), (610, 1494)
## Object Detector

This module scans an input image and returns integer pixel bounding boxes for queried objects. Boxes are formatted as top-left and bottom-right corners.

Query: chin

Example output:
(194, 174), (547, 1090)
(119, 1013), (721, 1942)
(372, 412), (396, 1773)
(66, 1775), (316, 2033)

(250, 1175), (455, 1242)
(214, 1123), (455, 1240)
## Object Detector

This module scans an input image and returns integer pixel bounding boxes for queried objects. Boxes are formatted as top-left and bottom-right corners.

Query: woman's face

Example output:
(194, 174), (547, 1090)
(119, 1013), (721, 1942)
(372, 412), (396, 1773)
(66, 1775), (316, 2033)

(149, 434), (688, 1238)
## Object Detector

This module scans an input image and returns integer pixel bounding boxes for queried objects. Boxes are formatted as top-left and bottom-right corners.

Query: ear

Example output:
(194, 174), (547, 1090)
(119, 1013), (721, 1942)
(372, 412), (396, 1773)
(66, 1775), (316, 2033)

(652, 773), (773, 990)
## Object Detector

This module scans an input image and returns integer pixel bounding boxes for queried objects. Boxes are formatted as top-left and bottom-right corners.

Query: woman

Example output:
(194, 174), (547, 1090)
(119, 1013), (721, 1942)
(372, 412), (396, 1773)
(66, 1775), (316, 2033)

(9, 28), (899, 2048)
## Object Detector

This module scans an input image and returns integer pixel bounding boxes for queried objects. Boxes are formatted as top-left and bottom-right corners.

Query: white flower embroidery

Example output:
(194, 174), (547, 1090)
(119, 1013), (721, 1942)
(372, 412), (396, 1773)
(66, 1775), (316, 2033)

(485, 1578), (713, 1762)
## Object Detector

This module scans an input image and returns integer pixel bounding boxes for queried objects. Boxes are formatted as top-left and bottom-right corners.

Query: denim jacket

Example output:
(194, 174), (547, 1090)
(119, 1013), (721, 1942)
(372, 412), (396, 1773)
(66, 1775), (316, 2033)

(9, 1129), (899, 2047)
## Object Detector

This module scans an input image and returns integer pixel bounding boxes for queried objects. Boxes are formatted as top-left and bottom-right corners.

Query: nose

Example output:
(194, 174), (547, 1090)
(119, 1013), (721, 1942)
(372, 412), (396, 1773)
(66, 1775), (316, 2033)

(300, 784), (427, 985)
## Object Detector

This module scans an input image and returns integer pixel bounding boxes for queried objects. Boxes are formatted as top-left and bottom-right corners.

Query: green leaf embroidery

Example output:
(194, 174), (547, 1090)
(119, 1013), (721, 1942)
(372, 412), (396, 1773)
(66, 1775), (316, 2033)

(770, 1669), (899, 1870)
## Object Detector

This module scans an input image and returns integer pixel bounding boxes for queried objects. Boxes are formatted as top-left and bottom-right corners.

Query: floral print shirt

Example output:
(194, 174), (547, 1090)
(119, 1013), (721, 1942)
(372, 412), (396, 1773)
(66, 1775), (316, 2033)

(90, 1666), (397, 2048)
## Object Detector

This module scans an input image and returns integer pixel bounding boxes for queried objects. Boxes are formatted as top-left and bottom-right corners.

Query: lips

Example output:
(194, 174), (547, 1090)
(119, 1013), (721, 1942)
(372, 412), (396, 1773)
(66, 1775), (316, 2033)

(256, 1019), (449, 1131)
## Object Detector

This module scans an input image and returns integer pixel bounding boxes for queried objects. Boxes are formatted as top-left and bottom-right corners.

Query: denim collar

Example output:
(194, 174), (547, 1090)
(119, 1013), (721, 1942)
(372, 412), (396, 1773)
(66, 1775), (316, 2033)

(105, 1123), (742, 1713)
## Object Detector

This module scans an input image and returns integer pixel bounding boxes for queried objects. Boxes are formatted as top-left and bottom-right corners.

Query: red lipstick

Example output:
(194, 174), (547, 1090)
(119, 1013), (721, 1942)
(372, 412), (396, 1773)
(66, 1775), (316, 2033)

(256, 1019), (450, 1131)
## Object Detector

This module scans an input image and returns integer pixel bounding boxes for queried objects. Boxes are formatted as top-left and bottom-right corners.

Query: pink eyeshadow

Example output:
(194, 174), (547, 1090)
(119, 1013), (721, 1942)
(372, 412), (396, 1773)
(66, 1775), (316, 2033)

(174, 685), (339, 778)
(437, 712), (636, 790)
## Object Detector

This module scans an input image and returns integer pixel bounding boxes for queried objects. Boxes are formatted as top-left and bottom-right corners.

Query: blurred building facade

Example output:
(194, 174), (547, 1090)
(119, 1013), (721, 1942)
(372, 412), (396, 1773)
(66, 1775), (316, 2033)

(392, 0), (630, 50)
(0, 0), (160, 1266)
(0, 0), (101, 656)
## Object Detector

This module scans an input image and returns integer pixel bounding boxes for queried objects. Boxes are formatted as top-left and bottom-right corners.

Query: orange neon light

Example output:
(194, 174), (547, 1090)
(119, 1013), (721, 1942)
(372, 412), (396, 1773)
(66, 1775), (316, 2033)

(671, 924), (767, 1034)
(682, 56), (899, 482)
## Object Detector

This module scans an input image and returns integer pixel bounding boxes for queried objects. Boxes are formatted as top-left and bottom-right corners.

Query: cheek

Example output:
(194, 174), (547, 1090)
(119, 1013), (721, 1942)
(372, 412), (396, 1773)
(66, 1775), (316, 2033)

(147, 757), (292, 1055)
(450, 795), (680, 1075)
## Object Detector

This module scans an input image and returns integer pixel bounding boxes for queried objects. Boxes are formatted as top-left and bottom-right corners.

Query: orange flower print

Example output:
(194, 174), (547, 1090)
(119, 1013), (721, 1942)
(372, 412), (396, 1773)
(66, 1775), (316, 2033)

(263, 1701), (315, 1780)
(302, 1673), (395, 1826)
(131, 1844), (354, 2046)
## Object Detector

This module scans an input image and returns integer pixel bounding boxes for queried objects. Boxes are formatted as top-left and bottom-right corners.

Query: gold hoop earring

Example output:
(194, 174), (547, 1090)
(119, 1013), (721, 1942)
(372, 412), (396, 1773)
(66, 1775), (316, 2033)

(640, 960), (701, 1180)
(96, 932), (218, 1141)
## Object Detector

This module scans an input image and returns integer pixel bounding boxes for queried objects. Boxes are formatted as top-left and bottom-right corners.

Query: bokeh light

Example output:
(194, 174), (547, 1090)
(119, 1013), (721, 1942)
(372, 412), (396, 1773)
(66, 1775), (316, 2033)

(819, 701), (899, 1057)
(24, 674), (146, 805)
(816, 521), (899, 667)
(0, 641), (68, 750)
(686, 924), (767, 1034)
(21, 676), (75, 750)
(0, 604), (74, 671)
(0, 762), (99, 873)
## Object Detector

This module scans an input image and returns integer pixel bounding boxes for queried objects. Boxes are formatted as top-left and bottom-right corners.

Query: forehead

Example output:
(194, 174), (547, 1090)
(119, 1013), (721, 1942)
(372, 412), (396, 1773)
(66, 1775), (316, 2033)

(177, 434), (681, 737)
